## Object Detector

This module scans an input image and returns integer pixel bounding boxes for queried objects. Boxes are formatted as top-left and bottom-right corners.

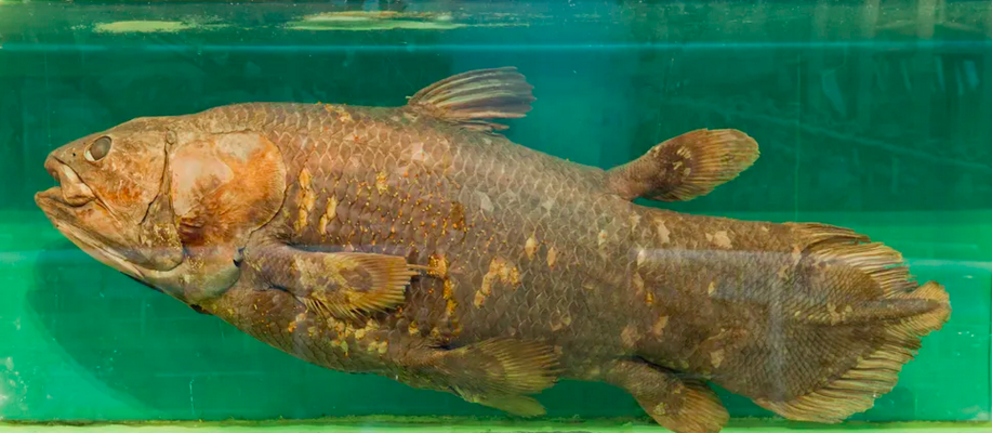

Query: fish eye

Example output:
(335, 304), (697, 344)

(86, 136), (112, 162)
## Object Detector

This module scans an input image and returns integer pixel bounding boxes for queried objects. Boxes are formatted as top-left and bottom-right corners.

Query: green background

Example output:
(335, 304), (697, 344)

(0, 0), (989, 425)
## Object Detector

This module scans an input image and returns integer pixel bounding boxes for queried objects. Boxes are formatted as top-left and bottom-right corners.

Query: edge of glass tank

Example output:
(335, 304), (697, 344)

(1, 0), (991, 431)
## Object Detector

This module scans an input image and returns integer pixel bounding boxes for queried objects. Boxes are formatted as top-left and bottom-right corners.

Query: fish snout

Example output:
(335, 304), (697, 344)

(44, 155), (96, 206)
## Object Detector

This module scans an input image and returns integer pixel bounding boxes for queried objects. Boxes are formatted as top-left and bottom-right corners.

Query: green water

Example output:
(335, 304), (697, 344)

(0, 0), (990, 430)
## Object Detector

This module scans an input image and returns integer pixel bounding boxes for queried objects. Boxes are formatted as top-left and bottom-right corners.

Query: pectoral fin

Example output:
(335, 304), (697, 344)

(301, 252), (420, 320)
(244, 240), (419, 320)
(604, 129), (759, 202)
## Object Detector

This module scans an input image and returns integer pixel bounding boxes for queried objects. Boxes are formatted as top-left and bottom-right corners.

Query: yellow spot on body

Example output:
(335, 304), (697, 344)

(711, 349), (725, 368)
(477, 257), (520, 308)
(645, 291), (655, 306)
(707, 281), (716, 295)
(629, 213), (641, 234)
(655, 220), (671, 244)
(621, 325), (639, 348)
(324, 104), (353, 122)
(477, 191), (494, 212)
(525, 235), (539, 260)
(299, 167), (312, 188)
(365, 340), (388, 355)
(318, 196), (338, 235)
(295, 168), (315, 234)
(776, 264), (790, 279)
(408, 321), (420, 336)
(652, 316), (669, 337)
(707, 230), (733, 249)
(551, 315), (572, 331)
(653, 402), (667, 416)
(287, 312), (307, 333)
(473, 290), (487, 308)
(375, 171), (388, 193)
(547, 247), (558, 269)
(636, 248), (648, 267)
(443, 279), (458, 317)
(633, 272), (645, 295)
(828, 303), (844, 324)
(428, 254), (449, 278)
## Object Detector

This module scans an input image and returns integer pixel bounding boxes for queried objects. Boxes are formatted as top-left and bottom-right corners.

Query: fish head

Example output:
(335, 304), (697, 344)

(36, 117), (184, 278)
(35, 115), (287, 307)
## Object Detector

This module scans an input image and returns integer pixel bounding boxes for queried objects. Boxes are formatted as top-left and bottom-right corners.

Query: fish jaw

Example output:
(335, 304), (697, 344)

(34, 155), (190, 296)
(35, 187), (146, 280)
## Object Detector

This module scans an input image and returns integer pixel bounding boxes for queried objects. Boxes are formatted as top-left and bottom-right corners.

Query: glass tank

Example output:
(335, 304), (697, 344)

(0, 1), (989, 432)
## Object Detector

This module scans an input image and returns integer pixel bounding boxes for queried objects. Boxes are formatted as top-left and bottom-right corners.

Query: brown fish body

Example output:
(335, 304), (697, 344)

(36, 68), (950, 433)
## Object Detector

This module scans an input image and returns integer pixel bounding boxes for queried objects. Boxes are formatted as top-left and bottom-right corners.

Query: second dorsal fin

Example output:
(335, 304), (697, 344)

(406, 67), (535, 132)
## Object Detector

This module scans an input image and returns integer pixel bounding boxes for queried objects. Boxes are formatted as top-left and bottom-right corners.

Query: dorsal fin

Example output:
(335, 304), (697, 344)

(406, 67), (535, 132)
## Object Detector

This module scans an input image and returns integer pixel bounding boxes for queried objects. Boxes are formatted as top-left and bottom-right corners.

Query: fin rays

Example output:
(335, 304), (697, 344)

(750, 224), (951, 423)
(407, 67), (535, 132)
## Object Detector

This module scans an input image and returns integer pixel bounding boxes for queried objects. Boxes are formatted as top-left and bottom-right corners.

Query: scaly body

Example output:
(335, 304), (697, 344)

(36, 68), (950, 433)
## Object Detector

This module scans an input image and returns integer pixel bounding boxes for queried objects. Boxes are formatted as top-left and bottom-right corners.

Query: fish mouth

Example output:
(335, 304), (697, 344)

(43, 156), (97, 207)
(34, 160), (150, 281)
(35, 191), (146, 279)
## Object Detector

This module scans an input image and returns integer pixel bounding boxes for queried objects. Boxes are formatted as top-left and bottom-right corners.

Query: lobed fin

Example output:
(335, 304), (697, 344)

(603, 359), (728, 433)
(672, 380), (732, 433)
(244, 240), (420, 322)
(604, 129), (759, 202)
(406, 67), (535, 132)
(750, 224), (951, 423)
(305, 252), (419, 320)
(439, 338), (561, 416)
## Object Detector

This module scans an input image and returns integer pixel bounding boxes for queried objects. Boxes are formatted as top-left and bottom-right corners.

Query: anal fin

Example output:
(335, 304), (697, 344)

(406, 67), (535, 132)
(603, 359), (728, 433)
(605, 129), (759, 202)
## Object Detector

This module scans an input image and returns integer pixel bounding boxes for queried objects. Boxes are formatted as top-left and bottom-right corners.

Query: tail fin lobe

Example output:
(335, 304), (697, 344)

(749, 224), (950, 422)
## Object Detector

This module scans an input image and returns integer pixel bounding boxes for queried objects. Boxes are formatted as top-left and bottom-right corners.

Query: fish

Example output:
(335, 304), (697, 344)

(35, 67), (950, 433)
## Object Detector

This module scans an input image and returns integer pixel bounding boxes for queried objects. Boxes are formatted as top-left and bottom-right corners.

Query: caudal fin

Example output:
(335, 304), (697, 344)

(746, 223), (951, 422)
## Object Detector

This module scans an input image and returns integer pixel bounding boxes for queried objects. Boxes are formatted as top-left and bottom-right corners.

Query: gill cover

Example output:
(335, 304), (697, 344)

(151, 130), (287, 304)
